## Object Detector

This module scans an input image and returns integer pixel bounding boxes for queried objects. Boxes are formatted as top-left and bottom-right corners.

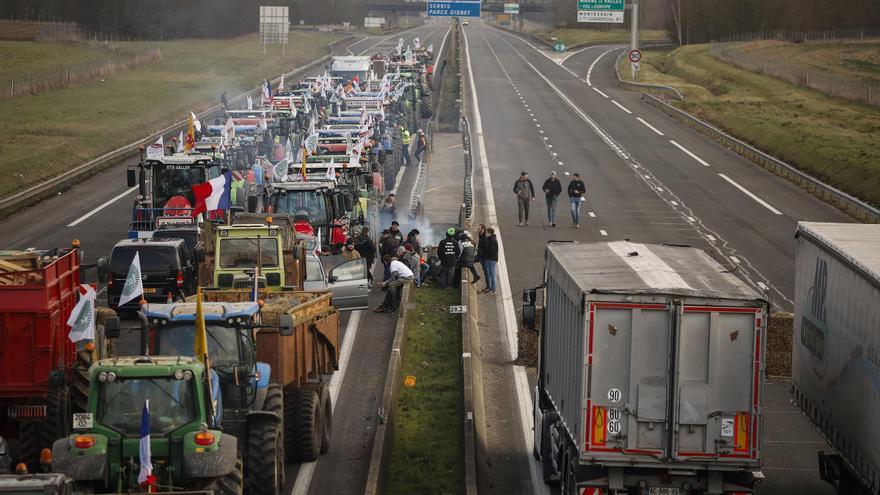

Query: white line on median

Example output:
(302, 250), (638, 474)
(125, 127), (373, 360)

(290, 310), (362, 495)
(669, 140), (712, 167)
(611, 100), (632, 114)
(592, 87), (609, 99)
(67, 186), (137, 227)
(718, 173), (784, 215)
(706, 234), (716, 242)
(636, 117), (665, 136)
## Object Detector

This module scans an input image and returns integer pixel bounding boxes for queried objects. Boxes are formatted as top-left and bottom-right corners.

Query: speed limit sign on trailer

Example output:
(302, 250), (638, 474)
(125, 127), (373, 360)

(628, 49), (642, 63)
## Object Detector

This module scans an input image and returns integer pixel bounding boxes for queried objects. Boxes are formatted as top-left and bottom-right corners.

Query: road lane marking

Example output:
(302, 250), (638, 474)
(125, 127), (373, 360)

(718, 173), (783, 215)
(588, 211), (596, 217)
(706, 234), (716, 242)
(669, 140), (711, 167)
(592, 87), (609, 98)
(611, 100), (632, 114)
(731, 256), (741, 264)
(636, 117), (664, 136)
(560, 44), (601, 65)
(586, 48), (618, 86)
(599, 229), (608, 236)
(67, 186), (137, 227)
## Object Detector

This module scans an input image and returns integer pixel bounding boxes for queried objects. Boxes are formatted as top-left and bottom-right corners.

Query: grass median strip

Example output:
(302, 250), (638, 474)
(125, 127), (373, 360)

(619, 44), (880, 207)
(0, 31), (339, 199)
(539, 28), (668, 47)
(387, 285), (463, 495)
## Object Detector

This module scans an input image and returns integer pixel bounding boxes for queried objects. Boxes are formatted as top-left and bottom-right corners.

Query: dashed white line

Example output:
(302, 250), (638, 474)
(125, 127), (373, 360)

(669, 140), (712, 167)
(599, 229), (608, 236)
(636, 117), (664, 136)
(592, 87), (609, 99)
(718, 173), (784, 215)
(706, 234), (717, 242)
(611, 100), (632, 114)
(557, 161), (563, 166)
(731, 256), (741, 264)
(588, 211), (596, 217)
(687, 216), (696, 222)
(670, 201), (679, 206)
(67, 186), (137, 227)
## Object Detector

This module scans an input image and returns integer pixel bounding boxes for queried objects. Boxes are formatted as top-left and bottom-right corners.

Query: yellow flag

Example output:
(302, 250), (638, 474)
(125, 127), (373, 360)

(184, 114), (196, 152)
(194, 287), (208, 365)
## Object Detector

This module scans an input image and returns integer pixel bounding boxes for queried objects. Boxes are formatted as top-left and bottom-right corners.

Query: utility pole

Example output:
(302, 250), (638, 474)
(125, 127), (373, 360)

(630, 0), (639, 52)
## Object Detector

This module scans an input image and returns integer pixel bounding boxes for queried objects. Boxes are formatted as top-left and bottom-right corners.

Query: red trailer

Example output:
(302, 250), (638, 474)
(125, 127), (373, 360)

(0, 249), (80, 464)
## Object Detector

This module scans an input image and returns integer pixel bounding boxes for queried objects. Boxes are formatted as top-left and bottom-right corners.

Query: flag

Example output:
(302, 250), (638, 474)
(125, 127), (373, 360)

(325, 159), (337, 182)
(428, 43), (434, 53)
(251, 266), (260, 303)
(191, 171), (232, 217)
(305, 133), (318, 155)
(67, 284), (96, 343)
(414, 37), (420, 49)
(405, 48), (413, 63)
(146, 136), (164, 160)
(194, 287), (208, 366)
(177, 130), (184, 153)
(259, 115), (268, 132)
(223, 118), (235, 144)
(261, 80), (273, 107)
(190, 112), (201, 134)
(301, 146), (308, 181)
(138, 400), (155, 488)
(351, 75), (360, 89)
(285, 138), (294, 162)
(247, 95), (253, 110)
(118, 252), (144, 307)
(272, 158), (289, 183)
(360, 106), (367, 125)
(278, 74), (285, 92)
(184, 114), (196, 152)
(349, 152), (359, 168)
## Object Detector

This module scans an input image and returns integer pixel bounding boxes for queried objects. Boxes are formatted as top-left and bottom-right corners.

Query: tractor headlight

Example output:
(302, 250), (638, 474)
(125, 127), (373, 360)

(174, 369), (184, 380)
(106, 372), (117, 382)
(183, 370), (194, 381)
(97, 372), (108, 382)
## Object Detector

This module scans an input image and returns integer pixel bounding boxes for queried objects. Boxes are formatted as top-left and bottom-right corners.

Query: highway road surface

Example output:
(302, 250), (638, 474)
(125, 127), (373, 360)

(458, 20), (847, 495)
(0, 21), (449, 495)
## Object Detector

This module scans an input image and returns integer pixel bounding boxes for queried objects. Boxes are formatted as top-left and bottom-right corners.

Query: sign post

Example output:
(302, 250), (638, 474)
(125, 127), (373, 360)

(504, 3), (519, 14)
(577, 0), (624, 23)
(259, 6), (289, 55)
(628, 49), (642, 81)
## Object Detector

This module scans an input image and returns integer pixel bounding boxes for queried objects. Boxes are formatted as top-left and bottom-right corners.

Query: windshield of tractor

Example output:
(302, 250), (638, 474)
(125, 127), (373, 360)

(98, 378), (195, 436)
(156, 325), (241, 366)
(218, 238), (279, 268)
(273, 190), (328, 225)
(153, 164), (218, 208)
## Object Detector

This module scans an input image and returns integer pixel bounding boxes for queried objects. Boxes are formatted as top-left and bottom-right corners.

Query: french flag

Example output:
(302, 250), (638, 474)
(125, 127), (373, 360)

(138, 400), (156, 489)
(191, 171), (232, 217)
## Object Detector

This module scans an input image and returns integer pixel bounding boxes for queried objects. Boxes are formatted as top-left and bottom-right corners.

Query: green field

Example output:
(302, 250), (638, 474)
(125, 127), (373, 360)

(742, 40), (880, 83)
(618, 44), (880, 207)
(542, 28), (669, 47)
(387, 286), (463, 495)
(0, 32), (339, 198)
(0, 41), (132, 81)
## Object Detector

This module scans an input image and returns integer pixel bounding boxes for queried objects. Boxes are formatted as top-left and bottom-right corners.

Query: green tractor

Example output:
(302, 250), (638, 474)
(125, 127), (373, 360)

(51, 356), (242, 494)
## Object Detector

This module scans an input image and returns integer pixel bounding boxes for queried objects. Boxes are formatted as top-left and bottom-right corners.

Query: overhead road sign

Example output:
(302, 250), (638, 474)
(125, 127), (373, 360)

(504, 3), (520, 13)
(577, 0), (624, 10)
(577, 10), (624, 23)
(427, 1), (482, 17)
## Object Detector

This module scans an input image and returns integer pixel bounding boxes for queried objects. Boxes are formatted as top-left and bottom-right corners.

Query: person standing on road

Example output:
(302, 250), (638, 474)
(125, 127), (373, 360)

(513, 171), (535, 226)
(481, 227), (499, 294)
(400, 126), (412, 167)
(355, 227), (376, 287)
(437, 228), (461, 289)
(221, 92), (228, 111)
(456, 234), (480, 285)
(475, 223), (487, 275)
(389, 220), (405, 245)
(406, 229), (422, 256)
(567, 173), (586, 228)
(414, 129), (428, 162)
(542, 171), (562, 227)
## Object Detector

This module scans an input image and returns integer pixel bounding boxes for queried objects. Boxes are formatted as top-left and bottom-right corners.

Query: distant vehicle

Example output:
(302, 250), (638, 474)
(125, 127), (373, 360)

(462, 20), (469, 25)
(155, 223), (200, 258)
(106, 238), (197, 311)
(526, 241), (767, 495)
(330, 56), (371, 82)
(792, 222), (880, 495)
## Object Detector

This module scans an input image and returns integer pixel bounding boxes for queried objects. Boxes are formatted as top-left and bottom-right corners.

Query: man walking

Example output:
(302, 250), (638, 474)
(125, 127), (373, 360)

(513, 171), (535, 226)
(567, 172), (586, 228)
(481, 228), (499, 294)
(414, 129), (428, 162)
(355, 227), (376, 287)
(400, 126), (412, 167)
(437, 228), (460, 289)
(541, 171), (562, 227)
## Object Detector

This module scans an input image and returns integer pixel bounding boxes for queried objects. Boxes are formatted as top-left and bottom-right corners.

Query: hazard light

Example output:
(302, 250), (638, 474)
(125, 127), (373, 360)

(74, 435), (96, 449)
(194, 431), (215, 446)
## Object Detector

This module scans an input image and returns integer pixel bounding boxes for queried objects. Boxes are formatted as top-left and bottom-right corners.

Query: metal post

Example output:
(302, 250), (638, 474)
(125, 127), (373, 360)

(630, 0), (639, 52)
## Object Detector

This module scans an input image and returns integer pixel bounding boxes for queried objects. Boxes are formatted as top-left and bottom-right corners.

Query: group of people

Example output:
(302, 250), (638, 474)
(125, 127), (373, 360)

(513, 170), (586, 228)
(435, 224), (499, 294)
(372, 220), (427, 313)
(399, 126), (429, 168)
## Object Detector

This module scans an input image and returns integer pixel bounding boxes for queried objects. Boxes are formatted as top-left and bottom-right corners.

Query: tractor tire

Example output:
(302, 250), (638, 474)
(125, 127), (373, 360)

(20, 385), (71, 464)
(420, 96), (433, 118)
(263, 383), (284, 487)
(203, 455), (244, 495)
(245, 418), (282, 495)
(70, 350), (92, 414)
(319, 387), (332, 454)
(284, 388), (321, 462)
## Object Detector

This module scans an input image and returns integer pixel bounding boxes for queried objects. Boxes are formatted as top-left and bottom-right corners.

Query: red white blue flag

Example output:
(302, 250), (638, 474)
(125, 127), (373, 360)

(138, 400), (156, 488)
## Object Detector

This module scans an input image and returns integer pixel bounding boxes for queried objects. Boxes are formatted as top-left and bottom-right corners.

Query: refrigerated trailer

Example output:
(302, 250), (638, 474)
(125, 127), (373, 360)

(792, 222), (880, 495)
(524, 241), (768, 495)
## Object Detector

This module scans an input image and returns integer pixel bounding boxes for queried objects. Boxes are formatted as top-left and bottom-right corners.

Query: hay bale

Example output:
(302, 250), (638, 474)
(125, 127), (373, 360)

(260, 294), (304, 326)
(767, 312), (793, 377)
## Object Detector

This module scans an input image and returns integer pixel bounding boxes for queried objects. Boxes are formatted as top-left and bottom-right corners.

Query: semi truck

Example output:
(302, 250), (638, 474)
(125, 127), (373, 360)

(792, 222), (880, 494)
(524, 241), (767, 495)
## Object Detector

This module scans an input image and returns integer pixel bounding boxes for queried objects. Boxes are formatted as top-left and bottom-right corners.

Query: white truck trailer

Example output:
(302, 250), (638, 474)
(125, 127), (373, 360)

(793, 222), (880, 495)
(524, 241), (768, 495)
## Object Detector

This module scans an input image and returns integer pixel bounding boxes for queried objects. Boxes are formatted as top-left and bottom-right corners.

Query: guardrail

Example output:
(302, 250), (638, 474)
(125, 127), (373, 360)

(408, 140), (429, 218)
(642, 93), (880, 222)
(461, 115), (474, 220)
(0, 36), (355, 220)
(613, 46), (684, 101)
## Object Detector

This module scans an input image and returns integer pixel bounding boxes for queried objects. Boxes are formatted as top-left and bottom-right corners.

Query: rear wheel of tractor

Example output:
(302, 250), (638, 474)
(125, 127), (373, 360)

(246, 419), (282, 495)
(420, 96), (433, 118)
(205, 455), (244, 495)
(71, 351), (92, 413)
(319, 386), (332, 454)
(262, 383), (285, 487)
(285, 388), (321, 462)
(20, 385), (70, 464)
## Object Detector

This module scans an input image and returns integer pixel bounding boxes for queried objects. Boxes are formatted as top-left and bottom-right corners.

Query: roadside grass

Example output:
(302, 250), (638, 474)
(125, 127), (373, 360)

(542, 28), (669, 47)
(740, 40), (880, 83)
(618, 44), (880, 207)
(0, 31), (339, 199)
(387, 286), (463, 495)
(0, 41), (130, 81)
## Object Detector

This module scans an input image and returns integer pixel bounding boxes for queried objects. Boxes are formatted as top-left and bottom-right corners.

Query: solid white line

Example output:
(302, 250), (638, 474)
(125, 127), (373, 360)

(560, 44), (601, 64)
(706, 234), (716, 242)
(669, 140), (711, 167)
(592, 87), (609, 98)
(513, 365), (536, 465)
(291, 310), (362, 495)
(611, 100), (632, 114)
(599, 229), (608, 236)
(718, 173), (784, 215)
(67, 186), (137, 227)
(636, 117), (664, 136)
(586, 48), (617, 86)
(731, 256), (741, 264)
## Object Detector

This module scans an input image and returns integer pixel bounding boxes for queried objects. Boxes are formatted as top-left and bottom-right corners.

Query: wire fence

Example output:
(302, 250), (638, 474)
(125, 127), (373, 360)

(712, 28), (880, 44)
(709, 43), (880, 106)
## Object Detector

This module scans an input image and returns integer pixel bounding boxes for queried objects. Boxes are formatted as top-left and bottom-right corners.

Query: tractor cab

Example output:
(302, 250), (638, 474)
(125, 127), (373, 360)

(268, 182), (341, 249)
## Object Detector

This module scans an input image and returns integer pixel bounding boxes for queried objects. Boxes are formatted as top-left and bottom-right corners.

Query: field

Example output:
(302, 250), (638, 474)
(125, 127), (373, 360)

(741, 39), (880, 83)
(0, 31), (339, 198)
(539, 27), (669, 47)
(0, 41), (131, 81)
(387, 286), (463, 495)
(618, 44), (880, 207)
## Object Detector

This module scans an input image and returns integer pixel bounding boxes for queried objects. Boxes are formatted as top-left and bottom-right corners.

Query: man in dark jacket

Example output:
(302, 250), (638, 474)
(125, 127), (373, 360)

(513, 171), (535, 226)
(456, 234), (480, 284)
(542, 171), (562, 227)
(567, 173), (586, 228)
(406, 229), (422, 256)
(437, 227), (460, 289)
(355, 227), (377, 286)
(379, 230), (400, 281)
(389, 221), (404, 244)
(481, 227), (499, 294)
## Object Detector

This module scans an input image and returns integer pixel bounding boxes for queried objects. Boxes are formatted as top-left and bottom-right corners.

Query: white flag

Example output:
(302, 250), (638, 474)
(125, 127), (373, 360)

(146, 136), (164, 160)
(428, 43), (434, 53)
(67, 284), (96, 343)
(285, 138), (294, 162)
(349, 153), (359, 168)
(190, 112), (201, 134)
(273, 158), (290, 183)
(177, 130), (184, 153)
(223, 118), (236, 143)
(278, 74), (285, 92)
(118, 252), (144, 306)
(247, 95), (253, 110)
(414, 37), (420, 49)
(326, 159), (337, 182)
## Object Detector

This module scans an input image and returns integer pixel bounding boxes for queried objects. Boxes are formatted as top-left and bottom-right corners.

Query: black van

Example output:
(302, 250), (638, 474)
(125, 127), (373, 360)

(107, 238), (197, 312)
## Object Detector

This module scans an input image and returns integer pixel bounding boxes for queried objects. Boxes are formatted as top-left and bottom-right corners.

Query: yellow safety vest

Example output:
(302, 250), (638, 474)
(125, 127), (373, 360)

(401, 130), (411, 145)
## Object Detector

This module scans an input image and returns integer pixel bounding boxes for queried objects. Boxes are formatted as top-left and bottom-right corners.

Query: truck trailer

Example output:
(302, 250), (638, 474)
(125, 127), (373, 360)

(525, 241), (767, 495)
(792, 222), (880, 494)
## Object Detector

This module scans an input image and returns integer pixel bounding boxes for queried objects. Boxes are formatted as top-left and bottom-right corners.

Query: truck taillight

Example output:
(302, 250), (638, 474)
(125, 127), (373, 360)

(74, 435), (96, 449)
(176, 271), (184, 287)
(194, 431), (215, 446)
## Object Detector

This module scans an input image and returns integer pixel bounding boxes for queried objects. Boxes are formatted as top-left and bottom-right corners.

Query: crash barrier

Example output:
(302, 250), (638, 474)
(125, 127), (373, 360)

(643, 93), (880, 223)
(613, 46), (684, 101)
(364, 282), (414, 495)
(461, 116), (474, 219)
(712, 28), (880, 44)
(408, 144), (429, 218)
(0, 36), (355, 220)
(460, 257), (480, 495)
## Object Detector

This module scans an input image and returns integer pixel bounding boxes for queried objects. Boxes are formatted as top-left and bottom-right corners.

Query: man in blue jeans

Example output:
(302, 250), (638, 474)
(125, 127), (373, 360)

(480, 227), (499, 294)
(567, 173), (586, 228)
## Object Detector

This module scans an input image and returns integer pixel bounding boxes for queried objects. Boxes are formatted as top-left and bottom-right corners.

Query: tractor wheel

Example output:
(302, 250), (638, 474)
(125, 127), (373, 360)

(204, 455), (244, 495)
(284, 388), (321, 462)
(319, 386), (332, 454)
(421, 96), (433, 118)
(263, 383), (285, 487)
(71, 350), (92, 413)
(245, 418), (282, 495)
(20, 385), (70, 464)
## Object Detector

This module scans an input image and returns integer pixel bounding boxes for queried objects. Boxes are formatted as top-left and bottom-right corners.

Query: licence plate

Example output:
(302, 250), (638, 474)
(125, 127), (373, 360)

(649, 489), (680, 495)
(143, 288), (157, 294)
